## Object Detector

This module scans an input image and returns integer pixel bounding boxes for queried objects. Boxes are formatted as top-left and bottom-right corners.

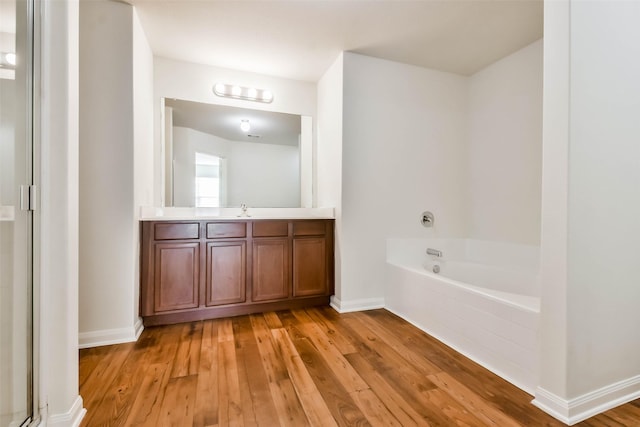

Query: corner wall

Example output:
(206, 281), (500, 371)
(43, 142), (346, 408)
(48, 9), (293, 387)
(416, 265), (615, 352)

(468, 40), (543, 245)
(566, 0), (640, 400)
(535, 1), (640, 423)
(39, 0), (85, 423)
(78, 0), (151, 347)
(316, 54), (344, 303)
(132, 8), (155, 331)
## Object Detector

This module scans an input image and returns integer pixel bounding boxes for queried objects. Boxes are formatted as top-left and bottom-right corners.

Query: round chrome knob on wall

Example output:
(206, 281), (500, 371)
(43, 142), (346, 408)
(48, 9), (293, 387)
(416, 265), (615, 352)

(421, 211), (434, 227)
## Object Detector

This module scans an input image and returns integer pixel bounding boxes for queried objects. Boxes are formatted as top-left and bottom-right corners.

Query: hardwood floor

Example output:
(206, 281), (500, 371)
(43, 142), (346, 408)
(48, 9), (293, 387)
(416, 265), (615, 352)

(79, 308), (640, 426)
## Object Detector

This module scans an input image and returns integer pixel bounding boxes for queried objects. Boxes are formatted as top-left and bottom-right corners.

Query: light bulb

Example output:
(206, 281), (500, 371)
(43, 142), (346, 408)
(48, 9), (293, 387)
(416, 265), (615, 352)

(262, 90), (273, 102)
(247, 87), (257, 99)
(6, 53), (16, 66)
(240, 120), (250, 133)
(213, 83), (226, 95)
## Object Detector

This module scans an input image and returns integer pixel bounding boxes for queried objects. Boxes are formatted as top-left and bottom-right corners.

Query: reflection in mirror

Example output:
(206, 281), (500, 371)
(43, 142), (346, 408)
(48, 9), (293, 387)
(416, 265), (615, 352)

(163, 99), (312, 208)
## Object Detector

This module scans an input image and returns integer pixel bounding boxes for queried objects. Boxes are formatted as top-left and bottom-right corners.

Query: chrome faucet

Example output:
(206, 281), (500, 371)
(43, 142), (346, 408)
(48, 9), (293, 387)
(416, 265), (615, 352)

(426, 248), (442, 257)
(238, 203), (250, 217)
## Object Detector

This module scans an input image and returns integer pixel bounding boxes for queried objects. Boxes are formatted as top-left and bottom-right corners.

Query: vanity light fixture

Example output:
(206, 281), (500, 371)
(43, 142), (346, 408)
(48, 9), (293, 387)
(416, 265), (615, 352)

(0, 52), (16, 68)
(240, 120), (251, 133)
(213, 83), (274, 103)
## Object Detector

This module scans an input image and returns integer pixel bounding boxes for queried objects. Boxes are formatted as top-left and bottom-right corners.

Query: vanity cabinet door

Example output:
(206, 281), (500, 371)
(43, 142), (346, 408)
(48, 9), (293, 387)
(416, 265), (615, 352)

(153, 242), (200, 312)
(205, 241), (247, 306)
(252, 238), (290, 301)
(292, 237), (328, 297)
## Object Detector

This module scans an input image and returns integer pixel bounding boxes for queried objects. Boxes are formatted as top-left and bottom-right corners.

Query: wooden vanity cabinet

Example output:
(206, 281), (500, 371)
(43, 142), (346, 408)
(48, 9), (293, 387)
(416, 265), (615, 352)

(140, 219), (334, 326)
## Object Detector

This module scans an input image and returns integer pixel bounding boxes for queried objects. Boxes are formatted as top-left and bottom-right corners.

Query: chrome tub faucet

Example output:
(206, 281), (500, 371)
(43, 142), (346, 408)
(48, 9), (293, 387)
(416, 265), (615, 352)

(426, 248), (442, 257)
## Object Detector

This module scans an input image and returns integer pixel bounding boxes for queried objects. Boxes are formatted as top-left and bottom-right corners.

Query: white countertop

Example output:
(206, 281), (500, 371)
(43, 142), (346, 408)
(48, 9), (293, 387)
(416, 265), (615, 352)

(139, 206), (335, 221)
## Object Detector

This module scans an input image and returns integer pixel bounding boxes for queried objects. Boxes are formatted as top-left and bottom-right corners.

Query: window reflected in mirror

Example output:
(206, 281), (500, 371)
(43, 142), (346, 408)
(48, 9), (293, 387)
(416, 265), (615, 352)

(195, 152), (226, 207)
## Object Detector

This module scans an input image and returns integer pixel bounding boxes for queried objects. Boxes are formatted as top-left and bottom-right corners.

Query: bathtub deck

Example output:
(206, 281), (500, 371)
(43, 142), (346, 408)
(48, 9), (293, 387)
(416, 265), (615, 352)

(79, 307), (639, 426)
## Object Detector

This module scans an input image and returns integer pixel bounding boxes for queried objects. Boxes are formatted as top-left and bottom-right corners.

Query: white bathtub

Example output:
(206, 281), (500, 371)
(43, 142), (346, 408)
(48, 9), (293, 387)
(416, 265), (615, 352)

(385, 238), (539, 394)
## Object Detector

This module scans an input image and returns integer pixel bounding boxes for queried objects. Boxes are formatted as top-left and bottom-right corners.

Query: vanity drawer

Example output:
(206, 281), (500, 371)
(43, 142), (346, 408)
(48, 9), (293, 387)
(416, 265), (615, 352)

(154, 222), (200, 240)
(253, 221), (288, 237)
(293, 221), (326, 236)
(207, 222), (247, 239)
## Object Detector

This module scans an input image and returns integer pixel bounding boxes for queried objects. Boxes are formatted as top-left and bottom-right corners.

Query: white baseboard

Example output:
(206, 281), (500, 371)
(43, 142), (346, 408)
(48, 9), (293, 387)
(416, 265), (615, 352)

(78, 317), (144, 349)
(134, 316), (144, 340)
(46, 395), (86, 427)
(329, 296), (385, 313)
(533, 374), (640, 425)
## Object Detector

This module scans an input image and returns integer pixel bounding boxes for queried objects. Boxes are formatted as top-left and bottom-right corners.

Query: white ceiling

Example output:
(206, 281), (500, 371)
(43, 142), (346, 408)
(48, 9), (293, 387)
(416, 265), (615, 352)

(128, 0), (543, 82)
(166, 98), (302, 146)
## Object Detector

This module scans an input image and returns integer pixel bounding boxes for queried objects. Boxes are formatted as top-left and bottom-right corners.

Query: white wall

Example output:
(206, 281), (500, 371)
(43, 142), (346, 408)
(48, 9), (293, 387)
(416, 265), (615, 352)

(132, 8), (154, 340)
(39, 0), (85, 423)
(316, 54), (344, 300)
(316, 54), (344, 211)
(536, 0), (640, 423)
(153, 58), (316, 206)
(468, 39), (543, 245)
(537, 0), (571, 405)
(319, 46), (544, 310)
(567, 0), (640, 399)
(338, 52), (469, 310)
(79, 0), (151, 347)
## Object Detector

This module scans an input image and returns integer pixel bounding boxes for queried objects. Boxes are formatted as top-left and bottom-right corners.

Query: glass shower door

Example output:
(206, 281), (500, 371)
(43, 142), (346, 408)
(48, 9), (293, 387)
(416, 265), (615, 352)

(0, 0), (34, 425)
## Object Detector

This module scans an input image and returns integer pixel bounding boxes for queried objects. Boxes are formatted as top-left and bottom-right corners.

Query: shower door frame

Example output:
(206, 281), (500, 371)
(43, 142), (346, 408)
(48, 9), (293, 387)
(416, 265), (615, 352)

(3, 0), (40, 425)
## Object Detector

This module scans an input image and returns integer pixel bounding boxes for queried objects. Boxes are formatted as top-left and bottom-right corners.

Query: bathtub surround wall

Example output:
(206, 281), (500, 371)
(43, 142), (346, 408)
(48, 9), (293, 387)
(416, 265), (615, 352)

(319, 43), (543, 312)
(335, 52), (470, 311)
(153, 57), (317, 207)
(79, 0), (152, 347)
(535, 1), (640, 424)
(468, 40), (543, 245)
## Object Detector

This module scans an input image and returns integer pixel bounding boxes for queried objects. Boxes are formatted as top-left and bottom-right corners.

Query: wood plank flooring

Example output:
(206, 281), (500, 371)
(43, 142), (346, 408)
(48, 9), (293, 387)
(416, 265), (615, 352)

(79, 308), (640, 426)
